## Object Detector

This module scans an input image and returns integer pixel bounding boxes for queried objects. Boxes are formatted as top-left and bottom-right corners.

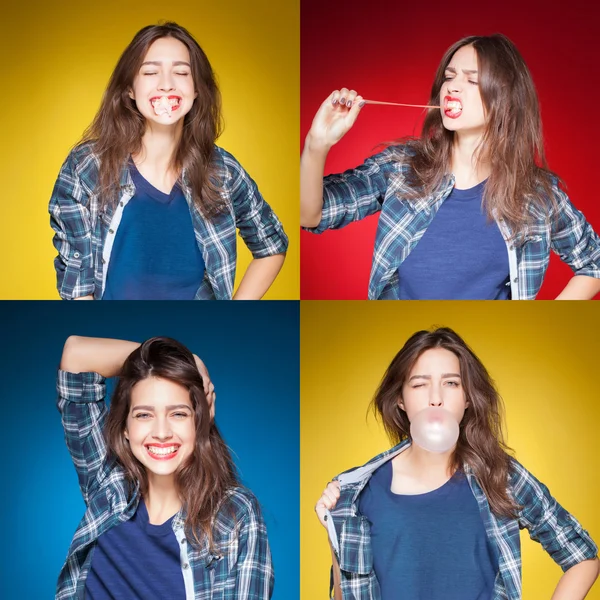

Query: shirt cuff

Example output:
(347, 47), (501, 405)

(57, 369), (106, 403)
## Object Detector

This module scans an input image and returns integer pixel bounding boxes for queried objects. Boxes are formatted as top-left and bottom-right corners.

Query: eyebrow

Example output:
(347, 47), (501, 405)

(445, 66), (478, 75)
(131, 404), (193, 412)
(140, 61), (191, 67)
(408, 373), (462, 381)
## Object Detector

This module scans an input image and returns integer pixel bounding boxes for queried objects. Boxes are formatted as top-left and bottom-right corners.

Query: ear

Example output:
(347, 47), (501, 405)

(128, 89), (135, 100)
(398, 397), (405, 412)
(124, 429), (129, 441)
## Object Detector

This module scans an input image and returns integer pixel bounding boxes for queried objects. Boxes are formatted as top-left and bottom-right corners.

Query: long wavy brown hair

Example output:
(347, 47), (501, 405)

(79, 22), (226, 217)
(104, 337), (239, 549)
(397, 34), (559, 237)
(372, 327), (519, 518)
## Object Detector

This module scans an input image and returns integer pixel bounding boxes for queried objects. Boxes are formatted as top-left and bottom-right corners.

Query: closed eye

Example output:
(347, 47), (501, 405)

(172, 412), (190, 418)
(134, 412), (152, 419)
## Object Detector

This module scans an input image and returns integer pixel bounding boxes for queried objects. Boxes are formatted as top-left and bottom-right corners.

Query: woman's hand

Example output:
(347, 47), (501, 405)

(315, 480), (341, 528)
(193, 355), (216, 420)
(307, 88), (365, 151)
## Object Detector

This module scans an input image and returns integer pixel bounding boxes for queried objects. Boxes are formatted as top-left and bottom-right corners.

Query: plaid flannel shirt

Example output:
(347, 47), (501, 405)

(56, 370), (274, 600)
(49, 143), (288, 300)
(304, 146), (600, 299)
(323, 440), (597, 600)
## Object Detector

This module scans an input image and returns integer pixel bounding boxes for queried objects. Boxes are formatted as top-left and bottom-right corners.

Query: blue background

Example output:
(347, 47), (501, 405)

(0, 301), (299, 599)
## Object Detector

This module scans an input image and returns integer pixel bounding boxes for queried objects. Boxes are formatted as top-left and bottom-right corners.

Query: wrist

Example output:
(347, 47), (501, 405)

(305, 132), (333, 155)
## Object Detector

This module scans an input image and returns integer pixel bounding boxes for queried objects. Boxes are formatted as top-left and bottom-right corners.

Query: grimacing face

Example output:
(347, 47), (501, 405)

(400, 348), (469, 424)
(128, 36), (198, 125)
(125, 376), (196, 479)
(440, 44), (486, 137)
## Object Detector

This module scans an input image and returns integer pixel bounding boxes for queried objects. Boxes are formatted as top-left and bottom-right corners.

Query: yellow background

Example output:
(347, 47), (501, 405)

(0, 0), (298, 299)
(301, 301), (600, 599)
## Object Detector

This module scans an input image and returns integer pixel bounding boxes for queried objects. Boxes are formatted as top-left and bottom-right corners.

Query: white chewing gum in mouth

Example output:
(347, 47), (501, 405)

(152, 97), (173, 117)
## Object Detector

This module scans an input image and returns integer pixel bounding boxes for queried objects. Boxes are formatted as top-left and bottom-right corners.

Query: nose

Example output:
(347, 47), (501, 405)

(429, 385), (443, 407)
(151, 416), (173, 440)
(157, 71), (175, 92)
(446, 76), (462, 95)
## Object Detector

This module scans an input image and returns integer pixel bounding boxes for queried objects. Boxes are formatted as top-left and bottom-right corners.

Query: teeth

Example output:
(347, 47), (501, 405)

(147, 445), (179, 455)
(446, 101), (462, 111)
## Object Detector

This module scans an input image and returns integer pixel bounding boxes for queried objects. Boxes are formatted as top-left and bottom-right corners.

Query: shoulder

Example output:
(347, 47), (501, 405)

(211, 145), (253, 191)
(506, 457), (550, 504)
(364, 143), (414, 169)
(214, 486), (265, 532)
(524, 170), (566, 220)
(59, 141), (101, 192)
(213, 145), (244, 175)
(65, 141), (100, 170)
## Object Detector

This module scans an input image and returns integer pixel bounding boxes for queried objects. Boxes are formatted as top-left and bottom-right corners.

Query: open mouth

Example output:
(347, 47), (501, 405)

(443, 96), (462, 119)
(150, 96), (181, 117)
(145, 444), (181, 460)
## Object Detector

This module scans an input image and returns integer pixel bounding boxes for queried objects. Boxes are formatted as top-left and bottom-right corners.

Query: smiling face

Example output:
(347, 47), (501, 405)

(124, 376), (196, 479)
(440, 44), (486, 136)
(128, 36), (198, 125)
(400, 348), (468, 424)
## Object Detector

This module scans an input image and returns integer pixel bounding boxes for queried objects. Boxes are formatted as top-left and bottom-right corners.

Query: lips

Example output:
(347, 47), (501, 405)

(145, 444), (181, 460)
(443, 95), (462, 119)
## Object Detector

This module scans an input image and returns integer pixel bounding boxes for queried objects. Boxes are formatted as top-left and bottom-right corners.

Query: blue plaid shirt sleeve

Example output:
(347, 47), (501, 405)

(48, 148), (96, 299)
(217, 490), (274, 600)
(549, 186), (600, 277)
(510, 459), (598, 572)
(221, 150), (288, 260)
(304, 147), (401, 234)
(57, 369), (108, 504)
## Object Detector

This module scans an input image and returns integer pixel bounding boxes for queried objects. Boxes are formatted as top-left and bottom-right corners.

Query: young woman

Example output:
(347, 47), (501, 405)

(314, 328), (599, 599)
(301, 34), (600, 300)
(49, 22), (288, 300)
(56, 335), (273, 599)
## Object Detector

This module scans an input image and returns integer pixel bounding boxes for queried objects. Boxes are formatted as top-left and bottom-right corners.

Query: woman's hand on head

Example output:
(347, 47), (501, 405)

(315, 480), (341, 529)
(193, 355), (216, 420)
(307, 89), (364, 151)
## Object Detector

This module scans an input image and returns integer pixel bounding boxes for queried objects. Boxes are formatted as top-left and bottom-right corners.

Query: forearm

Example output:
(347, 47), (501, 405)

(233, 254), (285, 300)
(551, 558), (599, 599)
(60, 336), (140, 376)
(300, 134), (330, 228)
(555, 275), (600, 299)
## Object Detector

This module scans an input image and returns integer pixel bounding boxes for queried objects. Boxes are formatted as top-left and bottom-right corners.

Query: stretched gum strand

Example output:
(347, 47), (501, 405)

(363, 99), (441, 109)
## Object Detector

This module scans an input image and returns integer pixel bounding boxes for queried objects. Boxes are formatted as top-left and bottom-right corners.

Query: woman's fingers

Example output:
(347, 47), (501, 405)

(193, 354), (216, 420)
(209, 392), (216, 420)
(315, 481), (341, 528)
(310, 88), (365, 148)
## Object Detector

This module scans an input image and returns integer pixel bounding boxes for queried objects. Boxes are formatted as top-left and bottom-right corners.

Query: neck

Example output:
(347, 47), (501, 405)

(405, 442), (455, 476)
(135, 122), (183, 173)
(144, 473), (182, 524)
(451, 131), (491, 186)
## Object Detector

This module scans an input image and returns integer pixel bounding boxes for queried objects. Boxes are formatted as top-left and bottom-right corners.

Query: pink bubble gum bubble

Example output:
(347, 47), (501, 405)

(409, 407), (459, 453)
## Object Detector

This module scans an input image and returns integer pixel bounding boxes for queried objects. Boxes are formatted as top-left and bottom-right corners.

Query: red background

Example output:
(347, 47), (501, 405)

(300, 0), (600, 300)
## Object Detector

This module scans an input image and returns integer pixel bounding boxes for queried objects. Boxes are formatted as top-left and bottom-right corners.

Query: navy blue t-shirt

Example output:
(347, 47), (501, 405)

(398, 180), (510, 299)
(103, 160), (205, 300)
(358, 461), (499, 600)
(85, 500), (186, 600)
